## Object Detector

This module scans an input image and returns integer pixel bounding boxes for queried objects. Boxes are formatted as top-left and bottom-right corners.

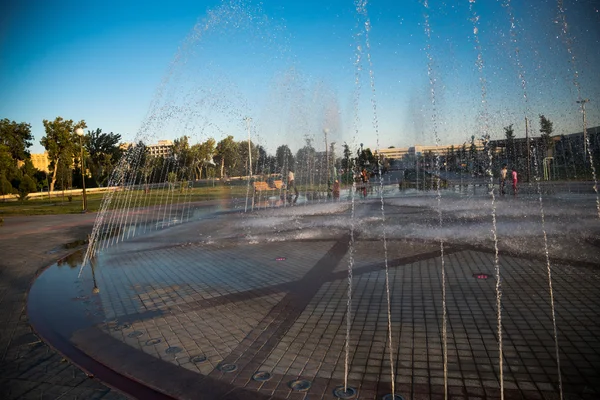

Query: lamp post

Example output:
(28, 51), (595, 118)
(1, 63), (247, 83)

(576, 99), (589, 163)
(244, 117), (252, 178)
(324, 128), (330, 182)
(75, 128), (87, 212)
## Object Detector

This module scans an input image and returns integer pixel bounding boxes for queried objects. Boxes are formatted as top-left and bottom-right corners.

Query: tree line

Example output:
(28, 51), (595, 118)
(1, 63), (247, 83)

(1, 115), (380, 198)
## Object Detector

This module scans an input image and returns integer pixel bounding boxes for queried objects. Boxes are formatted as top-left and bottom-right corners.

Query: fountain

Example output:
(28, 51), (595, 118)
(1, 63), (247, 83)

(28, 1), (600, 399)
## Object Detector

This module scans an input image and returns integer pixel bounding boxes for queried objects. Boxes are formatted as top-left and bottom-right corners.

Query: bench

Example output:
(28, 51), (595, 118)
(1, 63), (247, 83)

(253, 180), (284, 191)
(251, 180), (285, 210)
(253, 181), (271, 191)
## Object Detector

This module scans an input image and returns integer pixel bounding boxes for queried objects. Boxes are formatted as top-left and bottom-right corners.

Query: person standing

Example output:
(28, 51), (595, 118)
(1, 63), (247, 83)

(500, 164), (508, 196)
(511, 167), (518, 197)
(287, 168), (299, 197)
(332, 179), (340, 200)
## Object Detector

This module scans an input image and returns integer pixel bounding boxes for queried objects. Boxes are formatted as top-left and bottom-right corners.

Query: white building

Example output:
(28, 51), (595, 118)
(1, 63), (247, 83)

(147, 140), (174, 157)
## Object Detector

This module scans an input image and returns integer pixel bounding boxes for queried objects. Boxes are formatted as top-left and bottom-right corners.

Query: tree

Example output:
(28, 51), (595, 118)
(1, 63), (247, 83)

(0, 174), (14, 196)
(0, 119), (33, 161)
(357, 147), (375, 169)
(468, 136), (479, 174)
(40, 117), (86, 192)
(214, 135), (238, 179)
(190, 138), (216, 180)
(504, 124), (515, 165)
(504, 124), (515, 140)
(18, 175), (37, 201)
(276, 145), (295, 172)
(296, 138), (316, 184)
(85, 128), (122, 186)
(172, 135), (193, 180)
(340, 142), (355, 183)
(256, 145), (270, 174)
(539, 115), (554, 156)
(0, 144), (17, 182)
(237, 139), (259, 177)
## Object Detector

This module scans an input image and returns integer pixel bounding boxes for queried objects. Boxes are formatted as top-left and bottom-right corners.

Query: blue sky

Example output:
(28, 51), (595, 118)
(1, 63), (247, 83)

(1, 0), (599, 155)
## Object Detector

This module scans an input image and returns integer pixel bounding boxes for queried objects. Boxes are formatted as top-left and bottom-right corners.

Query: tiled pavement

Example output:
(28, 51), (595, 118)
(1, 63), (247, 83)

(0, 213), (125, 399)
(25, 196), (600, 399)
(0, 193), (600, 399)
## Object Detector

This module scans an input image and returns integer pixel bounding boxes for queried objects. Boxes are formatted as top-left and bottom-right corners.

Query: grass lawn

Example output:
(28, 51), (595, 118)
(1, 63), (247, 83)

(0, 185), (254, 216)
(0, 180), (343, 217)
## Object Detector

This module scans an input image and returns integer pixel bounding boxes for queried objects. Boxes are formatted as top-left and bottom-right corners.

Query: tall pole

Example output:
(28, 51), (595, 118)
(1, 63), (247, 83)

(577, 99), (589, 163)
(324, 128), (329, 182)
(245, 117), (252, 177)
(76, 128), (87, 212)
(525, 117), (531, 183)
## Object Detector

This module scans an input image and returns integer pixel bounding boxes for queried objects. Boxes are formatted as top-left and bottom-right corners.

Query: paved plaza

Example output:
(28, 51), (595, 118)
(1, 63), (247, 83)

(0, 213), (123, 399)
(22, 191), (600, 399)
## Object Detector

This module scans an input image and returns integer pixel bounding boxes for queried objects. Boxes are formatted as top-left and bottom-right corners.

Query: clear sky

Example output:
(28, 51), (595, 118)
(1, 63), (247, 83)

(1, 0), (599, 155)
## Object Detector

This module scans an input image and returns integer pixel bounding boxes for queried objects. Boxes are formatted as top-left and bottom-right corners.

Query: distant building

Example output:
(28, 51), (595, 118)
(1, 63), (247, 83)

(30, 152), (49, 173)
(375, 142), (485, 160)
(147, 140), (174, 157)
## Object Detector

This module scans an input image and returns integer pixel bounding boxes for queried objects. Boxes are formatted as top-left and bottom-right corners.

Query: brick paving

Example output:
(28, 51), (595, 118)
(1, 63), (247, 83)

(7, 192), (600, 399)
(0, 213), (125, 400)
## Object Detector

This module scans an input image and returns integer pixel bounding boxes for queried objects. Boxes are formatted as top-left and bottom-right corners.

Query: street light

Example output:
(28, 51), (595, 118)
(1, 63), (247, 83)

(324, 128), (330, 182)
(244, 117), (252, 177)
(75, 128), (87, 212)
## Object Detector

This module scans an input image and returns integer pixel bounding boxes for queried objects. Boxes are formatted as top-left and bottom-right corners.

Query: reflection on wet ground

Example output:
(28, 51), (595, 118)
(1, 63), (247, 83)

(28, 193), (600, 399)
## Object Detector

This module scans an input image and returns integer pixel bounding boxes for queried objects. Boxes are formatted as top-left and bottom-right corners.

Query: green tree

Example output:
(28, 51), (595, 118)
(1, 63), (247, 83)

(85, 128), (122, 186)
(357, 147), (375, 169)
(504, 124), (515, 164)
(172, 135), (193, 180)
(190, 138), (216, 180)
(0, 119), (33, 161)
(40, 117), (86, 192)
(0, 174), (14, 196)
(504, 124), (515, 140)
(237, 139), (259, 177)
(276, 145), (295, 172)
(469, 136), (478, 173)
(0, 144), (17, 182)
(539, 114), (554, 155)
(18, 175), (37, 200)
(214, 135), (238, 178)
(256, 145), (270, 174)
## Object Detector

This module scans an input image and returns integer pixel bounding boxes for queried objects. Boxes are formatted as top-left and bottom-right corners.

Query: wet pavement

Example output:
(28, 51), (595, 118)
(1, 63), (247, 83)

(0, 213), (125, 400)
(25, 191), (600, 399)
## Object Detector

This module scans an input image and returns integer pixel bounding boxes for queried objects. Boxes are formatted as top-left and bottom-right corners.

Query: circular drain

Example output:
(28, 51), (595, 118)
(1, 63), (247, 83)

(145, 338), (162, 346)
(165, 347), (182, 354)
(190, 355), (207, 364)
(289, 380), (312, 392)
(127, 331), (144, 338)
(333, 386), (357, 398)
(218, 363), (237, 373)
(473, 273), (490, 280)
(113, 324), (130, 331)
(382, 394), (405, 400)
(252, 371), (272, 382)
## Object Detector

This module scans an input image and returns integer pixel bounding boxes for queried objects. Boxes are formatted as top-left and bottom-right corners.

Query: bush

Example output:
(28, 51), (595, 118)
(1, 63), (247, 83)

(0, 175), (13, 196)
(18, 175), (37, 201)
